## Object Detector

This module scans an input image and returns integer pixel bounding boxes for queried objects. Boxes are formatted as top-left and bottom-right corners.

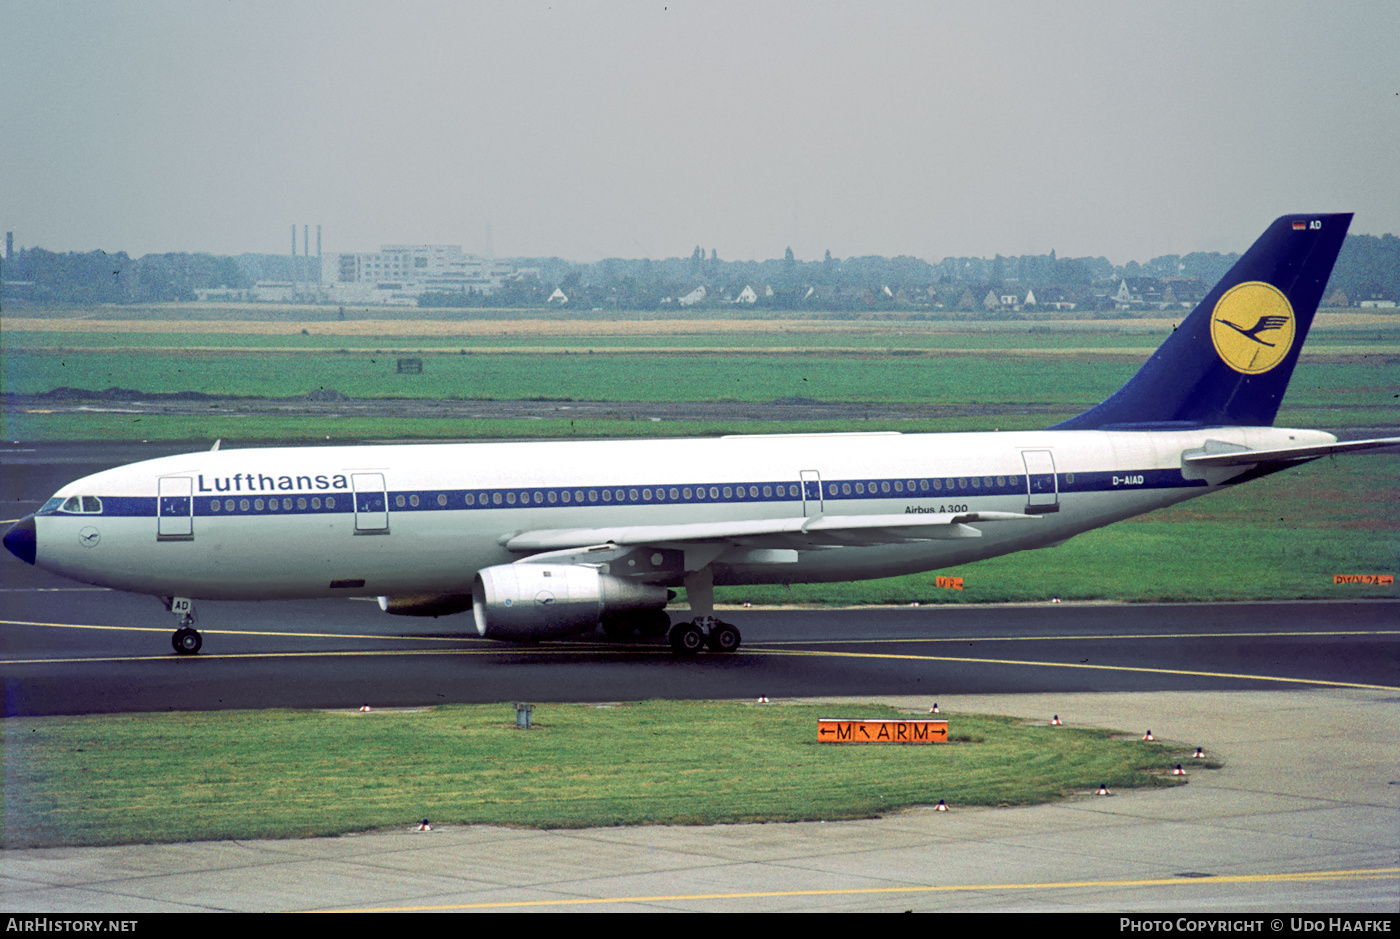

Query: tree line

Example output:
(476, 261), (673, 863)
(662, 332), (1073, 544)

(3, 234), (1396, 309)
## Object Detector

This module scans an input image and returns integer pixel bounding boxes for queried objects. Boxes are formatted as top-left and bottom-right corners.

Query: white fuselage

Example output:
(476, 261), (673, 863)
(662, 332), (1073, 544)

(29, 425), (1332, 603)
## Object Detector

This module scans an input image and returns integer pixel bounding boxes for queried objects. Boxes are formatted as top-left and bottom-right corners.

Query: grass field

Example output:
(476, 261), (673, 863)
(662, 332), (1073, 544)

(5, 312), (1394, 420)
(1, 700), (1197, 848)
(3, 351), (1393, 424)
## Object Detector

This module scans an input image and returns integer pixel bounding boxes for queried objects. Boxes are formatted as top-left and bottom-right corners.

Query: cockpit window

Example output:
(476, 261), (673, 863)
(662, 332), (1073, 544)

(57, 496), (103, 514)
(38, 497), (65, 515)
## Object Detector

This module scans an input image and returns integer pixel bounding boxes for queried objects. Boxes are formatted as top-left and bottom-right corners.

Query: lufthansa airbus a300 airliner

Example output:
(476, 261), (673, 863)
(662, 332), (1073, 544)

(5, 214), (1396, 656)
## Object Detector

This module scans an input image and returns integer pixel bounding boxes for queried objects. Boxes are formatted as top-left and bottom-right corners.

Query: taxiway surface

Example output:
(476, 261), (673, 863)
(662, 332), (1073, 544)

(2, 588), (1397, 716)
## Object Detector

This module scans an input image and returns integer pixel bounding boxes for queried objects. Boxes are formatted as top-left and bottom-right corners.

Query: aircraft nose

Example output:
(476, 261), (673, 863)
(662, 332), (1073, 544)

(4, 515), (37, 565)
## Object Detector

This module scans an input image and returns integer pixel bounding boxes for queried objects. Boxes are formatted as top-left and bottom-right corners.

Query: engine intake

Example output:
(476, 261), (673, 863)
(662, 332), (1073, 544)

(473, 564), (670, 641)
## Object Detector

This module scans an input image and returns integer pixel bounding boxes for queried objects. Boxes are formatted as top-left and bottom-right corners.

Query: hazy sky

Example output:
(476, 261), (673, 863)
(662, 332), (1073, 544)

(3, 1), (1397, 265)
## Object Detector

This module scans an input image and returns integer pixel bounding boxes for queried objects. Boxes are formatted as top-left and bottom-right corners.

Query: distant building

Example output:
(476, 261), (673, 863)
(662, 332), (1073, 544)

(1031, 287), (1077, 311)
(677, 285), (707, 307)
(1355, 282), (1396, 308)
(1113, 276), (1173, 310)
(276, 245), (522, 305)
(194, 287), (255, 302)
(735, 284), (772, 304)
(249, 281), (297, 303)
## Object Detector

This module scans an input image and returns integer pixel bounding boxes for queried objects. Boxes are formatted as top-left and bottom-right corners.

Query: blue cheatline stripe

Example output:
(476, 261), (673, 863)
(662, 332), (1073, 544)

(56, 468), (1206, 519)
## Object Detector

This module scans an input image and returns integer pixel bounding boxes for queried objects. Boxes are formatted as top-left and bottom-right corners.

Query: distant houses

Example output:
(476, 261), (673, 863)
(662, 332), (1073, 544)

(1356, 282), (1397, 308)
(6, 229), (1396, 313)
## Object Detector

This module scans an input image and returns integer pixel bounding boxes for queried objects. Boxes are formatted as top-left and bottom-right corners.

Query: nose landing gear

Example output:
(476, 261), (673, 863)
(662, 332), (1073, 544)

(163, 596), (202, 655)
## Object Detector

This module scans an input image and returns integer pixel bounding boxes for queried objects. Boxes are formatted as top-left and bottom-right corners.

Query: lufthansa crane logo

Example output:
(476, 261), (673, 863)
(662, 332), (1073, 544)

(1209, 281), (1295, 374)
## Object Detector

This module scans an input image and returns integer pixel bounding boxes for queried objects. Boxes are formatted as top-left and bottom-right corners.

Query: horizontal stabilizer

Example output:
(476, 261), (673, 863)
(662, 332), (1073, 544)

(1182, 436), (1400, 468)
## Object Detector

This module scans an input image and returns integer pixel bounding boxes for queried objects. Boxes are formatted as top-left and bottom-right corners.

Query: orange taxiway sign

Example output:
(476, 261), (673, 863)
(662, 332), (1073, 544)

(818, 718), (948, 744)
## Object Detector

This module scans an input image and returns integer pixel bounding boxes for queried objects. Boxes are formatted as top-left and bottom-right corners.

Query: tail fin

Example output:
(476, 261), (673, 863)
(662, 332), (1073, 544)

(1052, 213), (1352, 430)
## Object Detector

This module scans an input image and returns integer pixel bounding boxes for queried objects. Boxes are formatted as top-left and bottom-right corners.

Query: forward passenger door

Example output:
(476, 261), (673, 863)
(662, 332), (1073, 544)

(1021, 450), (1059, 514)
(351, 473), (390, 534)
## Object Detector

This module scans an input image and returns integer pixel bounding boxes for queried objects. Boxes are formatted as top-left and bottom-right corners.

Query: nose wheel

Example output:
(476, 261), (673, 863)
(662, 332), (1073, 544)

(172, 626), (202, 655)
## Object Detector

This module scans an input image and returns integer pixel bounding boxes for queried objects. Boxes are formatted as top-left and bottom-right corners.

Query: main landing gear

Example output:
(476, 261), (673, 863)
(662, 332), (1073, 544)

(163, 596), (202, 655)
(599, 609), (742, 655)
(668, 616), (741, 656)
(665, 566), (741, 656)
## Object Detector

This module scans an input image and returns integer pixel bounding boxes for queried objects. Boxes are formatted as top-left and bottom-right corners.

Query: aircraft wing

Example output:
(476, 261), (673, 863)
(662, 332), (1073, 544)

(1182, 436), (1400, 468)
(503, 511), (1039, 552)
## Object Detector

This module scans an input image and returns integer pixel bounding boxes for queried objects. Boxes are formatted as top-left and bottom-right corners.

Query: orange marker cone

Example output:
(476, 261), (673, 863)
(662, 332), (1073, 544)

(1097, 783), (1111, 796)
(1172, 764), (1186, 776)
(1143, 730), (1154, 741)
(1051, 715), (1061, 725)
(416, 819), (431, 831)
(1193, 747), (1205, 759)
(930, 703), (939, 714)
(757, 696), (769, 703)
(360, 705), (372, 712)
(934, 799), (948, 811)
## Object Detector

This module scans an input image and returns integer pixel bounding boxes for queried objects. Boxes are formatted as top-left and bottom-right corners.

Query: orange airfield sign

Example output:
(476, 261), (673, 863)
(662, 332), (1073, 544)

(818, 718), (948, 744)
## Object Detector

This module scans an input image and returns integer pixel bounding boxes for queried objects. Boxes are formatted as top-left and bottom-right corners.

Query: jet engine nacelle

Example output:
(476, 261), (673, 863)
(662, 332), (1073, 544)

(472, 564), (670, 641)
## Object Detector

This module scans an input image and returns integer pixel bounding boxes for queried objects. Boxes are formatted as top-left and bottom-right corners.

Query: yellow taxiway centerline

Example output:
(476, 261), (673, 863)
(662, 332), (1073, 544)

(319, 866), (1400, 912)
(753, 647), (1400, 692)
(1, 617), (1394, 691)
(761, 629), (1400, 645)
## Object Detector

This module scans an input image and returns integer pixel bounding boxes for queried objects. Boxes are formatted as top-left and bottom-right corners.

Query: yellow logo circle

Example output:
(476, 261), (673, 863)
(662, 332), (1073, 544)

(1209, 282), (1295, 374)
